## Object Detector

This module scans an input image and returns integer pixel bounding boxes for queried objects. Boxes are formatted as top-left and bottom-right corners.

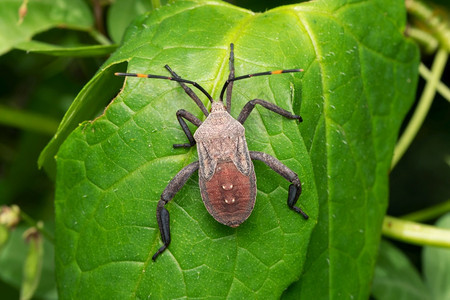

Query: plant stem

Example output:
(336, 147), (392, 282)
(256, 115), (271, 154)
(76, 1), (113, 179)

(419, 63), (450, 102)
(88, 29), (112, 46)
(19, 211), (54, 244)
(383, 215), (450, 248)
(402, 199), (450, 222)
(407, 26), (438, 54)
(0, 105), (59, 135)
(406, 0), (450, 51)
(391, 48), (448, 169)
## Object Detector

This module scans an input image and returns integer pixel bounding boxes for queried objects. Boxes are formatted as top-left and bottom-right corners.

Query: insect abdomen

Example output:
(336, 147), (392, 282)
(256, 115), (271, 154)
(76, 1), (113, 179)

(199, 161), (256, 227)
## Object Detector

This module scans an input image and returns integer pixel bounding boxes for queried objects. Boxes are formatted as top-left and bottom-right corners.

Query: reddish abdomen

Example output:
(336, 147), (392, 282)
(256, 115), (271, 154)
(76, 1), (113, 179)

(199, 161), (256, 227)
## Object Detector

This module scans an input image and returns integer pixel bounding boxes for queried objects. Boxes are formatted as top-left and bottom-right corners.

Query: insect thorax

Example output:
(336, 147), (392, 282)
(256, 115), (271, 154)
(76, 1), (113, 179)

(194, 109), (252, 179)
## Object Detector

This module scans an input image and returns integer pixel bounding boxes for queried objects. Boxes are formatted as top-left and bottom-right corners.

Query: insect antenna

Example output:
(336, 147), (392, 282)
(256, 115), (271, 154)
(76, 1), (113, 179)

(115, 72), (214, 103)
(219, 68), (303, 101)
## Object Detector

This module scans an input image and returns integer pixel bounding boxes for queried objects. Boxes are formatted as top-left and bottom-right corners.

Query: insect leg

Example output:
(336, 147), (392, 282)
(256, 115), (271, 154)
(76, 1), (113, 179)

(165, 65), (209, 117)
(226, 43), (235, 113)
(173, 109), (202, 148)
(153, 161), (200, 261)
(249, 151), (308, 219)
(238, 99), (303, 125)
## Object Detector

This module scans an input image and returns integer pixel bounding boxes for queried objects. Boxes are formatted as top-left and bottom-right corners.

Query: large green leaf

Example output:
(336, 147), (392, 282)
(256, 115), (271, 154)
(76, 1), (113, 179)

(0, 0), (93, 55)
(282, 0), (419, 298)
(53, 0), (418, 298)
(38, 62), (126, 177)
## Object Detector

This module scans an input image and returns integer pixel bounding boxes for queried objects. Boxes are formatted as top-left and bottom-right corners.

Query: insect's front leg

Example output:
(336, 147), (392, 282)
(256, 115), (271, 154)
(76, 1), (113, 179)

(153, 161), (199, 261)
(174, 109), (202, 148)
(249, 151), (308, 219)
(237, 99), (302, 125)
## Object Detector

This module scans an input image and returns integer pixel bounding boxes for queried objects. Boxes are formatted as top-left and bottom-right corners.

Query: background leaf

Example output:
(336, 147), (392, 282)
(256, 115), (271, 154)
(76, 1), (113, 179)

(423, 213), (450, 300)
(106, 0), (154, 44)
(371, 240), (430, 300)
(13, 41), (117, 57)
(371, 214), (450, 300)
(53, 0), (419, 298)
(0, 0), (94, 55)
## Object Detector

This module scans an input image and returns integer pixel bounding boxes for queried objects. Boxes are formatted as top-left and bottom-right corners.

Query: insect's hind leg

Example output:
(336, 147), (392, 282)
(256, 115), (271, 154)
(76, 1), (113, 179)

(249, 151), (308, 219)
(237, 99), (302, 125)
(173, 109), (202, 148)
(165, 65), (209, 117)
(153, 161), (200, 261)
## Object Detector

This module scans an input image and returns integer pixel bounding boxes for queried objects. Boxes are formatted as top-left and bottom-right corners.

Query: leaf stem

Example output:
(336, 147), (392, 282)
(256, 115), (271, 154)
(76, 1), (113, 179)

(0, 105), (59, 135)
(419, 63), (450, 102)
(383, 215), (450, 248)
(19, 211), (54, 244)
(391, 48), (448, 169)
(401, 199), (450, 222)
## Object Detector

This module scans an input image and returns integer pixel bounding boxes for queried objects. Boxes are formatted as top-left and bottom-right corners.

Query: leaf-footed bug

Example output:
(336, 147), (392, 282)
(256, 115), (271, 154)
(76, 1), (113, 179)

(115, 44), (308, 261)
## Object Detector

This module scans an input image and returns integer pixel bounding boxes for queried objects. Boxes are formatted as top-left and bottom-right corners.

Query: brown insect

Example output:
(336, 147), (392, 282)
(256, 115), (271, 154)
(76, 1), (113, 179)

(115, 44), (308, 261)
